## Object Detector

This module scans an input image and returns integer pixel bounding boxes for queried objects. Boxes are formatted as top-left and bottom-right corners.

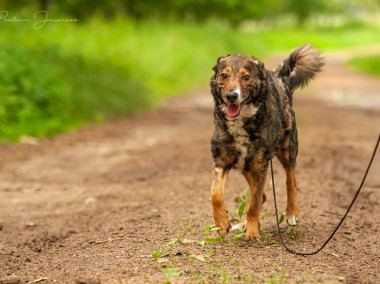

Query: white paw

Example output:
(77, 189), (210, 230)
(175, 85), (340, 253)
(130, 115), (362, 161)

(287, 215), (298, 226)
(231, 223), (246, 232)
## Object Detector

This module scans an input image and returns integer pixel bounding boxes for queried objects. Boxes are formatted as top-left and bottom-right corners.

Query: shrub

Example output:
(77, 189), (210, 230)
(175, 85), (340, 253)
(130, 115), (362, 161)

(0, 45), (74, 141)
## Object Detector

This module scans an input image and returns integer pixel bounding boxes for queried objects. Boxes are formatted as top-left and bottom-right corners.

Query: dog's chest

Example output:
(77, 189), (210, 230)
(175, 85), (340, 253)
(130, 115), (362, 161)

(226, 104), (258, 170)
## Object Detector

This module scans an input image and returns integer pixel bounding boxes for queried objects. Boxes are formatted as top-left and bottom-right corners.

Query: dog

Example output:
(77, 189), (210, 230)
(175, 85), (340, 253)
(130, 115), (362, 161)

(210, 44), (323, 239)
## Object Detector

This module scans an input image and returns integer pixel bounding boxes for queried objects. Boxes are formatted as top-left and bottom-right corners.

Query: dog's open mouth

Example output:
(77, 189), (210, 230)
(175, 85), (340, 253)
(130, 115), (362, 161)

(226, 103), (241, 117)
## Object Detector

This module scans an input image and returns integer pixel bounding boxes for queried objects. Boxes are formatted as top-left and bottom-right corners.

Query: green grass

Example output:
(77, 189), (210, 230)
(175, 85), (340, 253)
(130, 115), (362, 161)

(347, 55), (380, 78)
(1, 18), (380, 141)
(147, 222), (318, 283)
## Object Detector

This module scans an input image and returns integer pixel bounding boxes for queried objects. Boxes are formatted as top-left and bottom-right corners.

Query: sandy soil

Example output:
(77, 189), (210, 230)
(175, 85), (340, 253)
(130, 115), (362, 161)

(0, 48), (379, 284)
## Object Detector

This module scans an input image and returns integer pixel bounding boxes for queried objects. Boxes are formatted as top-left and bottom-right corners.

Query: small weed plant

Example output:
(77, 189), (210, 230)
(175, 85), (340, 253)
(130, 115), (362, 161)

(149, 188), (306, 282)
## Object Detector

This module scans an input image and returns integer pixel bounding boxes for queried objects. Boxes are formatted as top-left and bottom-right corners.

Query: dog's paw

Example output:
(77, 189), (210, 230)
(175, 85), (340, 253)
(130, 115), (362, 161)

(245, 229), (260, 240)
(231, 221), (247, 232)
(286, 215), (299, 226)
(217, 223), (231, 237)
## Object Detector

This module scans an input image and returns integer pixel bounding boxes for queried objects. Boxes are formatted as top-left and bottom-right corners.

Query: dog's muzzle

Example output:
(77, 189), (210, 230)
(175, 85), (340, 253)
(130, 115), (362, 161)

(226, 90), (239, 103)
(225, 90), (251, 118)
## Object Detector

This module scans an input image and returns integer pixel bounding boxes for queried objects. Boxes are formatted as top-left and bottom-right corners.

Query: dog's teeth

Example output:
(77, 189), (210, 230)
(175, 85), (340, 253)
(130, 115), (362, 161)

(231, 223), (245, 232)
(287, 216), (298, 226)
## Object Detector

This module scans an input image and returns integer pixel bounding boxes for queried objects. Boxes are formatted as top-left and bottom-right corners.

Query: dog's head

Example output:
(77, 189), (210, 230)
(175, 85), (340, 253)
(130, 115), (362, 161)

(211, 55), (266, 118)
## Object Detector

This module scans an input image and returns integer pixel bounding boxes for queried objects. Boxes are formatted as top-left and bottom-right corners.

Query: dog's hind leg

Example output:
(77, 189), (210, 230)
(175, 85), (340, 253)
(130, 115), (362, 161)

(242, 162), (268, 240)
(277, 137), (300, 226)
(211, 166), (231, 236)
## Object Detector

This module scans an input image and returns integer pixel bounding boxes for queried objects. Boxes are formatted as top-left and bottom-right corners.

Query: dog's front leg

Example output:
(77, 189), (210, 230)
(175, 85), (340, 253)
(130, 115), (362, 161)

(211, 166), (230, 236)
(243, 166), (268, 240)
(285, 167), (300, 226)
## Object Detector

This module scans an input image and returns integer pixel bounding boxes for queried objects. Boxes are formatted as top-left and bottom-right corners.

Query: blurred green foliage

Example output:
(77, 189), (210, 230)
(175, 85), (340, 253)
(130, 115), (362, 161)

(2, 0), (380, 25)
(0, 45), (73, 140)
(0, 21), (153, 141)
(0, 1), (379, 141)
(348, 55), (380, 78)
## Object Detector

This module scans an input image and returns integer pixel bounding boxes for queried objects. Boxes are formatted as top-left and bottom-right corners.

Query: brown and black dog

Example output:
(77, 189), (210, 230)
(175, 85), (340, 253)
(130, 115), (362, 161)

(210, 44), (323, 239)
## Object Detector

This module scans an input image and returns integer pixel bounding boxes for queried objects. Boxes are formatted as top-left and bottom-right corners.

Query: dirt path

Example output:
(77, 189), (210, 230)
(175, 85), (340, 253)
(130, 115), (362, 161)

(1, 48), (380, 284)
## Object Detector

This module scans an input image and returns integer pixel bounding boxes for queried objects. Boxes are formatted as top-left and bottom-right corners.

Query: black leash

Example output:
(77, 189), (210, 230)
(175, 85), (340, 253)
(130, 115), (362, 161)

(265, 105), (380, 256)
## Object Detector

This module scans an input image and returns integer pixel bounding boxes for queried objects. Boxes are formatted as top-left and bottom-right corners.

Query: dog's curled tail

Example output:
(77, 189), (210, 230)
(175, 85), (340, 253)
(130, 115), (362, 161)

(276, 44), (324, 91)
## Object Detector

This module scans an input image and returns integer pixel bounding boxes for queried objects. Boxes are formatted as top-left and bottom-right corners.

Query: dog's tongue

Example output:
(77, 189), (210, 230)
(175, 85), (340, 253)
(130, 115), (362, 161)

(226, 103), (241, 117)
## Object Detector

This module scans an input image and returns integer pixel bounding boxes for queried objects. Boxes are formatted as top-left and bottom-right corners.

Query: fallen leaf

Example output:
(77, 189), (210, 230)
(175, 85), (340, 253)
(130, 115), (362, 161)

(164, 267), (181, 277)
(190, 254), (206, 262)
(204, 236), (222, 244)
(30, 278), (48, 283)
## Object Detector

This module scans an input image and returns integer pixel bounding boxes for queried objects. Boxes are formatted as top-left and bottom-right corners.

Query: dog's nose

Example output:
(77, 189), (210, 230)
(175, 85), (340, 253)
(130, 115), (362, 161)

(226, 90), (238, 102)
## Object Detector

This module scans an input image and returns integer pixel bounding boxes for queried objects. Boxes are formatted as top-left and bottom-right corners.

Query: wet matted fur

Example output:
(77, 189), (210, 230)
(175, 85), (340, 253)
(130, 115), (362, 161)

(210, 44), (323, 239)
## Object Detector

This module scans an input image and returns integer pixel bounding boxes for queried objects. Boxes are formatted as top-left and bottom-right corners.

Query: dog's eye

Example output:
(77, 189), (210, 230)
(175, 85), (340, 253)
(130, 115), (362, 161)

(220, 73), (228, 80)
(242, 75), (251, 81)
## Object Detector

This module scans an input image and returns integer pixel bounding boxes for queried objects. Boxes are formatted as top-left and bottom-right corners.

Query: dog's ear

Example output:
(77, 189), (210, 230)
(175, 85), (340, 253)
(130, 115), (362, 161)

(211, 55), (229, 98)
(217, 55), (231, 63)
(250, 56), (264, 69)
(212, 55), (230, 73)
(211, 55), (230, 84)
(251, 57), (267, 80)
